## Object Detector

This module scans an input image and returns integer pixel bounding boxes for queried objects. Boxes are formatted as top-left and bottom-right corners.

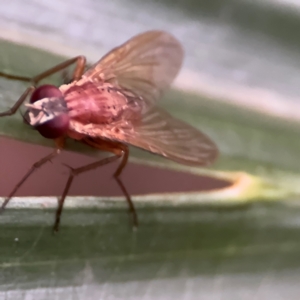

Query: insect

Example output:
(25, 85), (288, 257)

(0, 30), (218, 232)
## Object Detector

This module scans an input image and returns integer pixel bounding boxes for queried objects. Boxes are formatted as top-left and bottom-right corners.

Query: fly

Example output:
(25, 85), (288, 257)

(0, 30), (218, 232)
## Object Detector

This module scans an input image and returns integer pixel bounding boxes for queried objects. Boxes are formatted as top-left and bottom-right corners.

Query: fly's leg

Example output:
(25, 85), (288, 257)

(0, 138), (65, 211)
(0, 57), (86, 214)
(0, 56), (86, 117)
(0, 86), (35, 117)
(54, 155), (120, 232)
(0, 71), (32, 82)
(112, 144), (138, 229)
(30, 55), (86, 84)
(53, 141), (137, 232)
(0, 56), (86, 84)
(85, 139), (137, 229)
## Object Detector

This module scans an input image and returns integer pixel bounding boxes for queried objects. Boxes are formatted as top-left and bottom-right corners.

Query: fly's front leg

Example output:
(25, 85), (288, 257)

(0, 56), (86, 117)
(0, 86), (34, 117)
(0, 138), (65, 212)
(0, 71), (32, 82)
(0, 56), (86, 85)
(30, 55), (86, 84)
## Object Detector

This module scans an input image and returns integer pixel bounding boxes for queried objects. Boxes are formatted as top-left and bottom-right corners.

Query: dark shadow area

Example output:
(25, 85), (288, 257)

(0, 137), (230, 197)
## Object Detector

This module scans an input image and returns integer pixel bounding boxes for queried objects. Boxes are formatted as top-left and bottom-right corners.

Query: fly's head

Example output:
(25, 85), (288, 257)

(24, 84), (70, 139)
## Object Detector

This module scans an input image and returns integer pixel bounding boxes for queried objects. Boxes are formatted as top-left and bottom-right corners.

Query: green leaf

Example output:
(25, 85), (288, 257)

(1, 38), (299, 203)
(1, 39), (300, 298)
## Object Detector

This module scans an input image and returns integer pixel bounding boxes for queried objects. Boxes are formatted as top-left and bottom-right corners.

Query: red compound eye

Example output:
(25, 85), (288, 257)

(28, 84), (69, 139)
(36, 114), (70, 139)
(30, 84), (62, 103)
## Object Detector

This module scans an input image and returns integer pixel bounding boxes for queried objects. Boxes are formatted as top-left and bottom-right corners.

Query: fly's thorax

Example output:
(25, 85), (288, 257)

(63, 81), (134, 124)
(24, 96), (70, 139)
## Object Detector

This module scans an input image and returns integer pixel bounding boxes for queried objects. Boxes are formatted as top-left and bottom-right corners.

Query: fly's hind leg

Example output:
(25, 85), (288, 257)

(86, 140), (138, 229)
(0, 56), (86, 117)
(54, 140), (137, 232)
(112, 144), (138, 228)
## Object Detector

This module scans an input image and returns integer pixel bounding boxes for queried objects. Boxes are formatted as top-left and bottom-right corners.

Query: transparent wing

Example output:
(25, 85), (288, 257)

(83, 30), (184, 104)
(75, 107), (218, 166)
